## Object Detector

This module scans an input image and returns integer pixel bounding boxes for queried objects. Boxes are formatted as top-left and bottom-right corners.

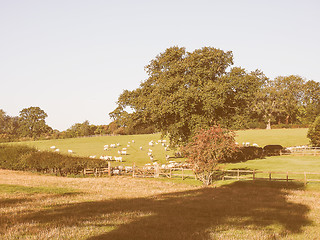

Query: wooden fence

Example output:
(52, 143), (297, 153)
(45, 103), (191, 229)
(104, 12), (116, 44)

(282, 147), (320, 156)
(220, 169), (320, 185)
(80, 163), (320, 185)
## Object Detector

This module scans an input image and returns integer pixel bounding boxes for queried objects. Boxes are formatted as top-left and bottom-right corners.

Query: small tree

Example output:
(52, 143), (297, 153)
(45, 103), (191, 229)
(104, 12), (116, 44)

(307, 116), (320, 147)
(182, 126), (239, 185)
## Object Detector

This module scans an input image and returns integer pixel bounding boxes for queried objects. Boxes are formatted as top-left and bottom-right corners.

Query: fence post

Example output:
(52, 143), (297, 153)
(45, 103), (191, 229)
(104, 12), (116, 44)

(154, 164), (159, 178)
(108, 162), (111, 177)
(253, 169), (255, 181)
(237, 169), (240, 180)
(132, 163), (135, 178)
(304, 172), (307, 186)
(286, 171), (288, 183)
(269, 172), (271, 181)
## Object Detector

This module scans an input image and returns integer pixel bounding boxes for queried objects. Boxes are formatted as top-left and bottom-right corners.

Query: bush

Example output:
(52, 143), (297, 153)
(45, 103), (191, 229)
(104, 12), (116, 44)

(307, 116), (320, 147)
(229, 146), (263, 162)
(0, 145), (107, 176)
(0, 145), (37, 170)
(182, 126), (239, 185)
(263, 145), (283, 156)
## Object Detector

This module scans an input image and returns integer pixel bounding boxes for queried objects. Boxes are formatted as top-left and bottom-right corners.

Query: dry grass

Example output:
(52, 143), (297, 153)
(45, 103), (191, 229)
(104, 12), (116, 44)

(1, 169), (320, 239)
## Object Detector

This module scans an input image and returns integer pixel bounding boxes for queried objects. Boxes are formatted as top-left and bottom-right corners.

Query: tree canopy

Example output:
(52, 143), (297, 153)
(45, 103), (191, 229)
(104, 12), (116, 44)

(19, 107), (51, 139)
(111, 46), (267, 145)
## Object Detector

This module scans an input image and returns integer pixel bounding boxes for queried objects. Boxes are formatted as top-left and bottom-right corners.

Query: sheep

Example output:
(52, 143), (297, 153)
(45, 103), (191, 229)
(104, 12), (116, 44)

(147, 152), (153, 156)
(252, 143), (259, 147)
(162, 143), (166, 147)
(106, 156), (112, 161)
(110, 144), (116, 148)
(116, 143), (120, 146)
(121, 151), (127, 155)
(149, 141), (154, 146)
(114, 156), (123, 162)
(89, 155), (96, 159)
(150, 156), (154, 161)
(113, 169), (120, 175)
(68, 149), (73, 153)
(165, 155), (170, 161)
(132, 140), (135, 143)
(164, 147), (168, 151)
(140, 146), (143, 150)
(148, 149), (153, 152)
(125, 166), (132, 172)
(50, 146), (56, 149)
(127, 144), (130, 147)
(104, 145), (109, 148)
(55, 149), (60, 152)
(122, 148), (127, 151)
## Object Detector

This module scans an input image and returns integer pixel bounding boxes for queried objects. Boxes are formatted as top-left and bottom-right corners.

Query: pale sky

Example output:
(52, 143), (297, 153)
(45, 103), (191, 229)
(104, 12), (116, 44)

(1, 0), (319, 131)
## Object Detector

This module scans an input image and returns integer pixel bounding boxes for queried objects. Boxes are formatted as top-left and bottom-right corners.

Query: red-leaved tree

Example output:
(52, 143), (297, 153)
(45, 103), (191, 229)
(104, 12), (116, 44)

(182, 126), (239, 185)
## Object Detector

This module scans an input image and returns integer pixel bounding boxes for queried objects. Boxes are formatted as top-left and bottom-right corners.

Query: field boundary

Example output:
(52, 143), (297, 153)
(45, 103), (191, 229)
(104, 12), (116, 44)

(80, 163), (320, 185)
(221, 169), (320, 185)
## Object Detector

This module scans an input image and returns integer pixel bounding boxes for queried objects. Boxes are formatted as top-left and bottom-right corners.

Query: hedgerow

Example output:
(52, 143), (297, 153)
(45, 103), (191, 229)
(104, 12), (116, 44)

(0, 145), (107, 176)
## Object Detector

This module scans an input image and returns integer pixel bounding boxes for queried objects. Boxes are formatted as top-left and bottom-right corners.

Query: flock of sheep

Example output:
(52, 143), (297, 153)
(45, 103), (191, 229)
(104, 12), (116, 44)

(49, 138), (178, 169)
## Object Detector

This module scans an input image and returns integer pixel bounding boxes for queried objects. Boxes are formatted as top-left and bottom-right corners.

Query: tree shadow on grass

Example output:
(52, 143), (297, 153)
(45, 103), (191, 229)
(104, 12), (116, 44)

(5, 181), (312, 239)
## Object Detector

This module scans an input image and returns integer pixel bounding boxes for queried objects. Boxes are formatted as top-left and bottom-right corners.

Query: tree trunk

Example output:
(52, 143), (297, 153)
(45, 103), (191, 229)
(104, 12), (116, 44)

(266, 118), (271, 130)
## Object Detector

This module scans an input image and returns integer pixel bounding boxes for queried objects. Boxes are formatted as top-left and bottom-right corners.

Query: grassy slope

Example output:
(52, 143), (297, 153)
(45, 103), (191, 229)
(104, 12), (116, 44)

(12, 133), (173, 166)
(12, 128), (310, 167)
(0, 169), (319, 240)
(235, 128), (309, 147)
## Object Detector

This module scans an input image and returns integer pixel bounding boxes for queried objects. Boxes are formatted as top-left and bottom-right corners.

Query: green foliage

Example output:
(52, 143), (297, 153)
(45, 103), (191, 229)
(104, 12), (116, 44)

(0, 145), (37, 170)
(112, 46), (267, 145)
(0, 145), (107, 176)
(307, 116), (320, 147)
(19, 106), (51, 139)
(182, 126), (239, 185)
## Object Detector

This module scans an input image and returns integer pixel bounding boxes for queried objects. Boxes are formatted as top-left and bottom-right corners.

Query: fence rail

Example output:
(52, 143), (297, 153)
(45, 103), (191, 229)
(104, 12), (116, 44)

(80, 163), (320, 185)
(220, 169), (320, 185)
(282, 147), (320, 156)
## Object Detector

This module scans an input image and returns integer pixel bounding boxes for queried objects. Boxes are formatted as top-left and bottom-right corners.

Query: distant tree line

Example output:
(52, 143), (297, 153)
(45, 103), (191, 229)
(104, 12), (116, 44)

(111, 46), (320, 145)
(0, 107), (141, 143)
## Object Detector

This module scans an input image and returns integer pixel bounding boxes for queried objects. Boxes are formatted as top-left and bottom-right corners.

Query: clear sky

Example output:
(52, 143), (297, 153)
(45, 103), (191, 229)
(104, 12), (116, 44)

(1, 0), (319, 131)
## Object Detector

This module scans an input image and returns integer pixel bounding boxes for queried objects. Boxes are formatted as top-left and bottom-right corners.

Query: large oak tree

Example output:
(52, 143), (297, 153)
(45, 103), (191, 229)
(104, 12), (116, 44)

(111, 46), (266, 145)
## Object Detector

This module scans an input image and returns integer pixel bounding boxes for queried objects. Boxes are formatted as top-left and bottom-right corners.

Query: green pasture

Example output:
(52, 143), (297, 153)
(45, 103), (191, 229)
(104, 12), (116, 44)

(235, 128), (309, 147)
(13, 128), (310, 166)
(13, 133), (173, 166)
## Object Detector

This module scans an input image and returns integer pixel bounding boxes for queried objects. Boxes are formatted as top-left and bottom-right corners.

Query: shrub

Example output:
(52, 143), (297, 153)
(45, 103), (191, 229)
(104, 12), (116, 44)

(182, 126), (239, 185)
(263, 145), (283, 156)
(0, 145), (107, 176)
(307, 116), (320, 147)
(229, 146), (263, 162)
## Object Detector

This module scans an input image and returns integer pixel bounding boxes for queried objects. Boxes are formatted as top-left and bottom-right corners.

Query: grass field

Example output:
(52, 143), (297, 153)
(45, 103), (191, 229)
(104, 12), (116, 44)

(1, 169), (320, 239)
(2, 128), (320, 239)
(11, 128), (310, 167)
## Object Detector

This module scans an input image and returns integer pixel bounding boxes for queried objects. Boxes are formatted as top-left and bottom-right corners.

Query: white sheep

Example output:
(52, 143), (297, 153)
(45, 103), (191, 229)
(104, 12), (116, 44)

(50, 146), (56, 149)
(121, 151), (127, 155)
(89, 155), (96, 159)
(114, 156), (123, 162)
(139, 146), (143, 150)
(55, 149), (60, 152)
(68, 149), (73, 153)
(148, 152), (153, 156)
